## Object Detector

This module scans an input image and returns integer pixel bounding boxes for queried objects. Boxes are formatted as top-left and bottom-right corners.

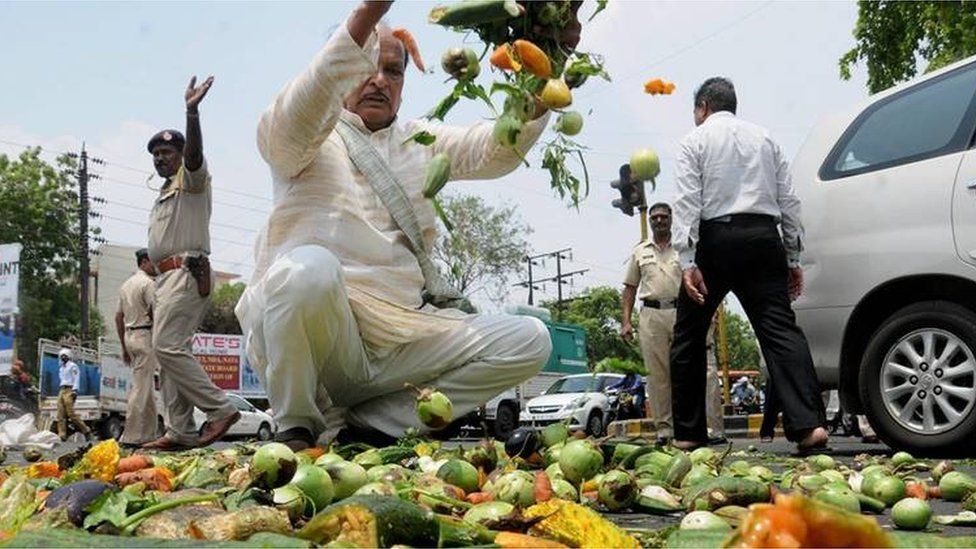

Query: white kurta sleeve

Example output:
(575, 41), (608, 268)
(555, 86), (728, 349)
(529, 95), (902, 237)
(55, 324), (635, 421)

(412, 113), (550, 181)
(257, 21), (379, 179)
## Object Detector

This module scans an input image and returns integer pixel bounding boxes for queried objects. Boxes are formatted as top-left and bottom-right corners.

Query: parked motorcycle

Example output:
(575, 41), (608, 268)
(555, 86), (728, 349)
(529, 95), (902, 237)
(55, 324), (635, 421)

(0, 375), (39, 424)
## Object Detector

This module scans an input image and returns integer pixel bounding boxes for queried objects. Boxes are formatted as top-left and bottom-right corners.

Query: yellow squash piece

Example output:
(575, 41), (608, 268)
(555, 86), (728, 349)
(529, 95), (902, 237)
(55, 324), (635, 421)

(524, 499), (640, 548)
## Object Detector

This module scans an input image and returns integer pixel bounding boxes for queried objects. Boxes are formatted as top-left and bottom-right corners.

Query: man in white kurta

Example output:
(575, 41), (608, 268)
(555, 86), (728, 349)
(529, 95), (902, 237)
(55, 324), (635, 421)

(236, 3), (563, 448)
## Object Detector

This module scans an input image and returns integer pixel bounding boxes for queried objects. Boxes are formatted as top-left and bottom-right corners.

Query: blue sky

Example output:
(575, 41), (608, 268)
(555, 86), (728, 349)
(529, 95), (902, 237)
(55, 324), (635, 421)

(0, 0), (870, 310)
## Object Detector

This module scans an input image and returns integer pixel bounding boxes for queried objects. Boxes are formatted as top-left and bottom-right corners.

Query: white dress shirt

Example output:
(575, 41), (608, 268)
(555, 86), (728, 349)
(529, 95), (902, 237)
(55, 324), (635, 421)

(671, 111), (804, 269)
(59, 360), (80, 390)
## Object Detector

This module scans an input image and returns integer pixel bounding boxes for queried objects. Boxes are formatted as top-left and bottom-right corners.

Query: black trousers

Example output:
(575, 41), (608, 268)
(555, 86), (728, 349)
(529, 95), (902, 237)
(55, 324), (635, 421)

(669, 215), (825, 442)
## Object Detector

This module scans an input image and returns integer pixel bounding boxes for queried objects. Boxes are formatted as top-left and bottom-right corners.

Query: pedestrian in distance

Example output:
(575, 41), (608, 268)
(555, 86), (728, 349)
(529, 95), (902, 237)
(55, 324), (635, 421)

(114, 248), (159, 447)
(235, 0), (583, 451)
(56, 348), (93, 442)
(669, 76), (829, 454)
(142, 76), (240, 450)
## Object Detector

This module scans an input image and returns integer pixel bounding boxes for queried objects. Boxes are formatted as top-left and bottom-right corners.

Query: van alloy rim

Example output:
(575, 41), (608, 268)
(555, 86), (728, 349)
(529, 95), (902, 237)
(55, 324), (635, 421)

(881, 328), (976, 435)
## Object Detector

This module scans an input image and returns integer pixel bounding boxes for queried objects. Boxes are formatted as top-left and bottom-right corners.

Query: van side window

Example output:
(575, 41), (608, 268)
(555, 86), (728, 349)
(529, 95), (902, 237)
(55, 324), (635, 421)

(821, 63), (976, 180)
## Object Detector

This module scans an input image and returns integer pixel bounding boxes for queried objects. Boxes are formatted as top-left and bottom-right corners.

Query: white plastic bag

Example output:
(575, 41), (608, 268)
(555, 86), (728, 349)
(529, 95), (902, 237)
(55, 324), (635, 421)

(0, 414), (60, 449)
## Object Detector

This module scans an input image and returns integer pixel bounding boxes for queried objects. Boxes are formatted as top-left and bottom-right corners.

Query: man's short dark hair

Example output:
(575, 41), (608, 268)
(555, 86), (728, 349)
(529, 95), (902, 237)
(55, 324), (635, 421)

(694, 77), (737, 114)
(649, 202), (672, 215)
(135, 248), (150, 267)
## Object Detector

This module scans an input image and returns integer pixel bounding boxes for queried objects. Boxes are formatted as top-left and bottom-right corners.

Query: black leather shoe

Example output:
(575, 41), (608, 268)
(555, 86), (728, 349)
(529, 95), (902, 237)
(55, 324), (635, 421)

(275, 427), (315, 452)
(335, 425), (397, 447)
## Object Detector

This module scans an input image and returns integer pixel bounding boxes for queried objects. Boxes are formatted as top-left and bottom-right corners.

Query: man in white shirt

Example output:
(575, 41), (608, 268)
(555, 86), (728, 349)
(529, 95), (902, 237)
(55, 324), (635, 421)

(235, 1), (582, 450)
(57, 348), (93, 441)
(669, 77), (827, 453)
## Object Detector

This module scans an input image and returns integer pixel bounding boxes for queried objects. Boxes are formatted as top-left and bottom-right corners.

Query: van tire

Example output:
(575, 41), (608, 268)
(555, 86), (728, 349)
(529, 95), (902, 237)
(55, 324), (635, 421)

(859, 301), (976, 455)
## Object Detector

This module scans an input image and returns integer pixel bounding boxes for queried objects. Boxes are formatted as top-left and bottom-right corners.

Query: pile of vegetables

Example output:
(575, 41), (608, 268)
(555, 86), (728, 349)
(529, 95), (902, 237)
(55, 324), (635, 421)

(418, 0), (612, 209)
(2, 429), (976, 546)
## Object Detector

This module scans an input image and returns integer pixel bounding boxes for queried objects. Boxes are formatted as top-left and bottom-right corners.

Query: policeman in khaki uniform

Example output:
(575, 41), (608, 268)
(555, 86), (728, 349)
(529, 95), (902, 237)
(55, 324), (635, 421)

(57, 348), (93, 441)
(114, 248), (159, 446)
(621, 203), (682, 444)
(142, 76), (239, 449)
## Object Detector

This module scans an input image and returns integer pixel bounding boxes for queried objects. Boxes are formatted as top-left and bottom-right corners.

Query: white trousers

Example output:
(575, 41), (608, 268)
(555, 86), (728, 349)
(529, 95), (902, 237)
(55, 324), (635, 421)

(238, 245), (552, 441)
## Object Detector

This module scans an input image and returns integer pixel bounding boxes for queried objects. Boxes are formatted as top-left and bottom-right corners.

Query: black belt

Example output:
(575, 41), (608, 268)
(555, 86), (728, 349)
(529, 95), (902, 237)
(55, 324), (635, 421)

(703, 213), (776, 226)
(60, 385), (73, 389)
(126, 325), (151, 331)
(643, 298), (677, 309)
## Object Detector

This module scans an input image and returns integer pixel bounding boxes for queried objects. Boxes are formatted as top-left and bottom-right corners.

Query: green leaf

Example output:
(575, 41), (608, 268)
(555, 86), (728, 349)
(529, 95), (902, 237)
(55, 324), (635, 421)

(83, 489), (130, 529)
(403, 130), (437, 146)
(589, 0), (609, 22)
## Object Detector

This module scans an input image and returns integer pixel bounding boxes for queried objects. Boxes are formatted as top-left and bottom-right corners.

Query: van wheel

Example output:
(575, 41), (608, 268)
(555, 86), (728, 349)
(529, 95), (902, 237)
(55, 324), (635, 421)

(493, 402), (518, 440)
(859, 301), (976, 455)
(102, 416), (124, 441)
(157, 416), (166, 438)
(586, 411), (604, 437)
(257, 422), (273, 441)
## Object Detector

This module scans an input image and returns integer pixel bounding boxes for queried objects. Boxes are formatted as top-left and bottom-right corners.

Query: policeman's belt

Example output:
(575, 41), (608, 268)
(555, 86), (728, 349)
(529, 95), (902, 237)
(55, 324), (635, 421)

(156, 255), (185, 275)
(642, 298), (677, 309)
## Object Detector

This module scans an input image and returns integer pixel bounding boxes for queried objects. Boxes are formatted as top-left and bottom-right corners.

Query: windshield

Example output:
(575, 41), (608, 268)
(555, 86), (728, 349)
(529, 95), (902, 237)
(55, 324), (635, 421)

(545, 376), (601, 395)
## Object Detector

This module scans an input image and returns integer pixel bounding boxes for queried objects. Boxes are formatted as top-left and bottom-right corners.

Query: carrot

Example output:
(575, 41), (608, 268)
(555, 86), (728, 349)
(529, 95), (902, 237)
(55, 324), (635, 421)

(534, 471), (553, 503)
(905, 481), (928, 500)
(490, 43), (521, 72)
(494, 531), (568, 549)
(513, 39), (551, 79)
(298, 447), (326, 461)
(392, 28), (426, 73)
(115, 467), (175, 492)
(117, 454), (153, 474)
(466, 491), (494, 505)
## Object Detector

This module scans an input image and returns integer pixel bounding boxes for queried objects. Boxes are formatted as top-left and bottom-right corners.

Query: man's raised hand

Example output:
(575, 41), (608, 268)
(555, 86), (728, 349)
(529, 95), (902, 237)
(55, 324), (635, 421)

(185, 75), (214, 111)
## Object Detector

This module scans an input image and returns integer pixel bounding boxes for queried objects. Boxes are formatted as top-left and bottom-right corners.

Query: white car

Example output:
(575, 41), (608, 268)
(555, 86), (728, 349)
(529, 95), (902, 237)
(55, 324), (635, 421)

(791, 54), (976, 453)
(193, 393), (276, 441)
(520, 373), (623, 436)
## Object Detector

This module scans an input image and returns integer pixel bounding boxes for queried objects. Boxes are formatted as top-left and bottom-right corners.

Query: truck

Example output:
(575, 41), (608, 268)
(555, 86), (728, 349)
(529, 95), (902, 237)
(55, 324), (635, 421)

(37, 335), (262, 440)
(474, 306), (589, 439)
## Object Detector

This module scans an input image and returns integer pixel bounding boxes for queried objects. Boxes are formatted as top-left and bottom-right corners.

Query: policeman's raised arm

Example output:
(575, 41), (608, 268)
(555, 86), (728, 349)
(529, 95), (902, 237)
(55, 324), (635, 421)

(183, 75), (213, 173)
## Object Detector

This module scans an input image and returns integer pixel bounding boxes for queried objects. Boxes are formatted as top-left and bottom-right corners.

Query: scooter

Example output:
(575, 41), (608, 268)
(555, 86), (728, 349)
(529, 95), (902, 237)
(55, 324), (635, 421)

(0, 375), (39, 423)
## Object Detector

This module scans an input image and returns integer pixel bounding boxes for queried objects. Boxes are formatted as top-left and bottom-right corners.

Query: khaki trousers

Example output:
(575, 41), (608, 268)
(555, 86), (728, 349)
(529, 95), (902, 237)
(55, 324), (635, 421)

(120, 329), (159, 445)
(638, 307), (675, 438)
(705, 345), (725, 437)
(153, 267), (236, 445)
(57, 387), (90, 438)
(237, 245), (552, 442)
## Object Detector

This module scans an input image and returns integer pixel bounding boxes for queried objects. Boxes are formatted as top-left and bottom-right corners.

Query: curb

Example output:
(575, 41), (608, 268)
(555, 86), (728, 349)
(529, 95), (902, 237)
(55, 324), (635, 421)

(606, 414), (784, 440)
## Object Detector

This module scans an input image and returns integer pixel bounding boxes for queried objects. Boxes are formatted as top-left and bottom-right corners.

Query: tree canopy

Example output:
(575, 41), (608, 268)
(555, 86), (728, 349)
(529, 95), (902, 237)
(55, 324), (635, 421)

(840, 1), (976, 93)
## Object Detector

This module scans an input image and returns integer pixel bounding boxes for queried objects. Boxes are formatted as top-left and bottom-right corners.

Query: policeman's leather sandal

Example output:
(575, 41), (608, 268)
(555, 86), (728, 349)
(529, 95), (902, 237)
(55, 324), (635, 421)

(275, 427), (315, 452)
(199, 411), (242, 446)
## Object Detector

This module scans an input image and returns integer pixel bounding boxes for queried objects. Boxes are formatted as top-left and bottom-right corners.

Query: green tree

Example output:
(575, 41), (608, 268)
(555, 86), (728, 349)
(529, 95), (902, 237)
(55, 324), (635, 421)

(541, 286), (640, 365)
(200, 282), (246, 334)
(721, 310), (761, 372)
(432, 194), (532, 304)
(840, 1), (976, 93)
(0, 149), (100, 370)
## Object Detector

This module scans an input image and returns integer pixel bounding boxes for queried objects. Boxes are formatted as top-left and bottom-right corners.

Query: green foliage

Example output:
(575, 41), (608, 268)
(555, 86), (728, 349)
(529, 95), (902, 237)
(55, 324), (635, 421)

(200, 282), (246, 335)
(721, 310), (761, 372)
(0, 149), (102, 370)
(593, 356), (646, 375)
(431, 194), (531, 304)
(541, 286), (640, 365)
(840, 1), (976, 93)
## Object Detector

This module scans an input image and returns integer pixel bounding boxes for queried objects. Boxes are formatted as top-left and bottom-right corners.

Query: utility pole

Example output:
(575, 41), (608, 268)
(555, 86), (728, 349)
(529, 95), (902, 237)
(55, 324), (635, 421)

(513, 248), (588, 319)
(69, 144), (102, 344)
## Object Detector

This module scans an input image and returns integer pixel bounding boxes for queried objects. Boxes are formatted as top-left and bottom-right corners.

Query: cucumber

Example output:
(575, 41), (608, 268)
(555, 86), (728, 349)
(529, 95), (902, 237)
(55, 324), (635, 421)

(298, 495), (437, 548)
(619, 445), (658, 470)
(664, 529), (727, 548)
(633, 494), (683, 515)
(682, 477), (770, 511)
(663, 451), (693, 488)
(856, 493), (887, 514)
(429, 0), (521, 26)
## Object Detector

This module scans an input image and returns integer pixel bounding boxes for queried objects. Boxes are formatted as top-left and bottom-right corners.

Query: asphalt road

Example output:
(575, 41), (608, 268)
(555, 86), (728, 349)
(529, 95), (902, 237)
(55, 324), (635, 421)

(5, 434), (976, 539)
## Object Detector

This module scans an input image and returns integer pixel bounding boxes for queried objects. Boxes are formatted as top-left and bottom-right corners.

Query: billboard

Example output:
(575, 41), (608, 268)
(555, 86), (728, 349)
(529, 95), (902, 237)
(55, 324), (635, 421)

(0, 243), (21, 375)
(192, 333), (242, 391)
